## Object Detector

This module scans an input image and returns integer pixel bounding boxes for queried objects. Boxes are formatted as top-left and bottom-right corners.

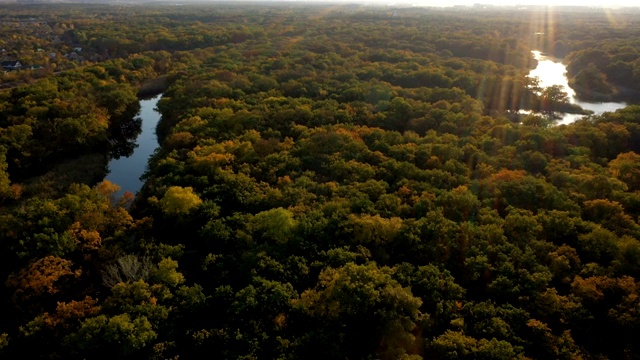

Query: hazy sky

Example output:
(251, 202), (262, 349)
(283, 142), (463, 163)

(379, 0), (636, 7)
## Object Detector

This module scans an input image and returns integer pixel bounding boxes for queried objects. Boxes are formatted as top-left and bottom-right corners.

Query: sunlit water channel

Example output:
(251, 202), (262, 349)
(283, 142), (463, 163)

(528, 51), (626, 125)
(105, 95), (161, 197)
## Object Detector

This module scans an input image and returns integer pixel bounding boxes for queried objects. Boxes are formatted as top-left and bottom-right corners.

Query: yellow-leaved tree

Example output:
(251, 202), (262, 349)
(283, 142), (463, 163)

(159, 186), (202, 215)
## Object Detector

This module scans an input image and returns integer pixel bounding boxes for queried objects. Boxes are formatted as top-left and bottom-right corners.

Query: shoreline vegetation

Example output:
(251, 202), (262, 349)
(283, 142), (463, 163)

(3, 4), (640, 360)
(137, 75), (169, 99)
(4, 75), (169, 201)
(570, 82), (638, 103)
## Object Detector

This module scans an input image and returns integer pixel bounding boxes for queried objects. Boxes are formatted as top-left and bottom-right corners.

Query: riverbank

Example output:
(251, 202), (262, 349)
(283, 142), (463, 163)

(543, 101), (592, 115)
(10, 79), (166, 202)
(570, 82), (639, 103)
(19, 153), (108, 200)
(137, 75), (169, 99)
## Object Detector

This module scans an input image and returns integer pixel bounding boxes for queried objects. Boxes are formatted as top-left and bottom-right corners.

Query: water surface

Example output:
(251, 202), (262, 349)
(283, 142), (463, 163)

(106, 95), (161, 196)
(528, 51), (626, 125)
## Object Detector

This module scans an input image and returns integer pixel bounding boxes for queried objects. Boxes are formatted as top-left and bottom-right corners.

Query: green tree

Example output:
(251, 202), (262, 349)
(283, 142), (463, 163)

(608, 152), (640, 191)
(251, 207), (297, 245)
(293, 262), (423, 359)
(430, 330), (520, 360)
(64, 313), (156, 356)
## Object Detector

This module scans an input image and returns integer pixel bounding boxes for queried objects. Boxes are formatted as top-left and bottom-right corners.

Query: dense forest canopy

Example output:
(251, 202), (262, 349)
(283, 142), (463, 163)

(2, 3), (640, 359)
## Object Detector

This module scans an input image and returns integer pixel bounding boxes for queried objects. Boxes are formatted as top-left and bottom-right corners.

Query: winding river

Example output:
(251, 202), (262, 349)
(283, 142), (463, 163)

(529, 51), (627, 125)
(105, 94), (162, 197)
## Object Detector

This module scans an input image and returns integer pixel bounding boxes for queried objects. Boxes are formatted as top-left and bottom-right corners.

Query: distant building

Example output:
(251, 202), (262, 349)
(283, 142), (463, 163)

(1, 60), (22, 71)
(65, 53), (84, 62)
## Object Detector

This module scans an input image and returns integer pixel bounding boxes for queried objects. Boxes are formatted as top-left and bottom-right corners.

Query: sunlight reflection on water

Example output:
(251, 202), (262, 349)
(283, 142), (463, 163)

(528, 51), (626, 125)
